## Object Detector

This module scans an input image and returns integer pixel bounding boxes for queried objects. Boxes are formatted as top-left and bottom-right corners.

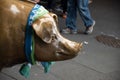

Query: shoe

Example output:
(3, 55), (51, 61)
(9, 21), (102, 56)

(84, 21), (95, 34)
(62, 28), (77, 34)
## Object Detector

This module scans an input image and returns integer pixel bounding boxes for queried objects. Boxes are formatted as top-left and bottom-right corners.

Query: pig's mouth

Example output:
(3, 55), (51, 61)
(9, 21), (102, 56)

(55, 51), (78, 57)
(55, 51), (78, 60)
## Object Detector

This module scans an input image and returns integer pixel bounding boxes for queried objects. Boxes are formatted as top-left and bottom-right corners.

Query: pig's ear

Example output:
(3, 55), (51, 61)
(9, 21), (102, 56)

(49, 13), (58, 25)
(32, 19), (53, 43)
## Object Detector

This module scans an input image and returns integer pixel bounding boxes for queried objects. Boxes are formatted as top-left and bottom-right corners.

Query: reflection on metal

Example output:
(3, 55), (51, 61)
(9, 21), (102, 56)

(95, 34), (120, 48)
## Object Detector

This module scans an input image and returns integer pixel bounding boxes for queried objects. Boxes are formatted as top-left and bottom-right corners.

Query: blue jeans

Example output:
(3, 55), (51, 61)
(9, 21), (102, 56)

(66, 0), (94, 30)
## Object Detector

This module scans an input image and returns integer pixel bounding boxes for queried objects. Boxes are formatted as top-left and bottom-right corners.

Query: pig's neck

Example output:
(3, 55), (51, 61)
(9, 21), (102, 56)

(0, 0), (36, 68)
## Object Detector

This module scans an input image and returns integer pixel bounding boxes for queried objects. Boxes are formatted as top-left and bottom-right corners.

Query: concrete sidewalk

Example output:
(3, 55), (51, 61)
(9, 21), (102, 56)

(0, 0), (120, 80)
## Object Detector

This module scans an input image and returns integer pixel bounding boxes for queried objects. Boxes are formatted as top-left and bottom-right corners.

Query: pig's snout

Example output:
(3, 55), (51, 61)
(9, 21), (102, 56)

(64, 41), (82, 56)
(58, 40), (83, 58)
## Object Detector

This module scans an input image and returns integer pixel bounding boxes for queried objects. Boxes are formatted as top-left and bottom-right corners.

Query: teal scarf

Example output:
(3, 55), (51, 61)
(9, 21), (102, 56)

(19, 4), (55, 78)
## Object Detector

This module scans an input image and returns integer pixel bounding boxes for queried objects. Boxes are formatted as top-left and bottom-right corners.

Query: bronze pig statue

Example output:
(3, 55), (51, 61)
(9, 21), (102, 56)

(0, 0), (82, 70)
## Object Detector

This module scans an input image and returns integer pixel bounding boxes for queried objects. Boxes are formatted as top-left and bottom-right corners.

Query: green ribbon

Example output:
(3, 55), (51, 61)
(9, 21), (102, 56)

(19, 4), (55, 78)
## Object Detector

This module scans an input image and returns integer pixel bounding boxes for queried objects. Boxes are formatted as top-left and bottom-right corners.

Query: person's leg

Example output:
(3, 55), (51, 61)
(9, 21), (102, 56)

(62, 0), (77, 34)
(61, 0), (67, 18)
(77, 0), (95, 34)
(61, 0), (67, 13)
(51, 0), (57, 10)
(77, 0), (94, 27)
(47, 0), (56, 11)
(47, 0), (51, 9)
(66, 0), (77, 30)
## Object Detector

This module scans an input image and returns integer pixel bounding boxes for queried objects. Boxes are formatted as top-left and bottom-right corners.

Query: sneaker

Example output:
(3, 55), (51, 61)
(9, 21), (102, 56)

(62, 28), (77, 34)
(84, 21), (95, 34)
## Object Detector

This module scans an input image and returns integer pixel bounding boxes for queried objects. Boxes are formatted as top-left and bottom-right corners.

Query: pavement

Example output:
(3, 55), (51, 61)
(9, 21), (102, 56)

(0, 0), (120, 80)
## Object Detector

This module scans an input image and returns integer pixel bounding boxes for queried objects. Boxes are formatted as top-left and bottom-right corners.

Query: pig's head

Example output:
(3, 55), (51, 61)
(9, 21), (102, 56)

(32, 13), (82, 61)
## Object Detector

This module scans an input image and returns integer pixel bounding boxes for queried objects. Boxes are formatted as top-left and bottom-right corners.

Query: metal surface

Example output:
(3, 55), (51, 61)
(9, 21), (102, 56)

(95, 34), (120, 48)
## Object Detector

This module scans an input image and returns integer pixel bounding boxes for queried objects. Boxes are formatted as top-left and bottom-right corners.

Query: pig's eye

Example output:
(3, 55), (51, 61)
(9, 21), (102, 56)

(51, 34), (57, 41)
